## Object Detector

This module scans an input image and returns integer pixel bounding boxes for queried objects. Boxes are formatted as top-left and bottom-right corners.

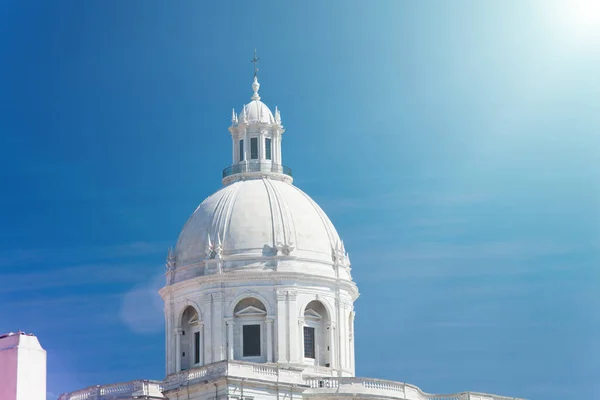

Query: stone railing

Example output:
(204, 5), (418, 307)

(58, 364), (524, 400)
(57, 380), (164, 400)
(163, 360), (305, 391)
(222, 162), (292, 179)
(304, 378), (524, 400)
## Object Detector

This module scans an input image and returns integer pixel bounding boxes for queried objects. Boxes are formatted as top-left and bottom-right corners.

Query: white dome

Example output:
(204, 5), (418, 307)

(240, 100), (275, 124)
(174, 178), (341, 269)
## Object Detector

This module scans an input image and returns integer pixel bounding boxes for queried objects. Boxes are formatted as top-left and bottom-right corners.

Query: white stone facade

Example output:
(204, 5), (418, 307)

(57, 62), (525, 400)
(0, 331), (47, 400)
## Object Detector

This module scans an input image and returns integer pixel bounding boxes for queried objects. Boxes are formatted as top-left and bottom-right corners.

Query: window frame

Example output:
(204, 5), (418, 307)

(265, 138), (272, 160)
(194, 331), (200, 364)
(239, 139), (244, 162)
(242, 323), (262, 358)
(303, 326), (316, 359)
(250, 137), (259, 160)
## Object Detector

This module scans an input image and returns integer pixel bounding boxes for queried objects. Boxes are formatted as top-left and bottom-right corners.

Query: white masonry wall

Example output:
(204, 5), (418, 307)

(0, 332), (47, 400)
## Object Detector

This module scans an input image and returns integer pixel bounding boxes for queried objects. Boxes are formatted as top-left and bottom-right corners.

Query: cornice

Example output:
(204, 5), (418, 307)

(163, 272), (359, 300)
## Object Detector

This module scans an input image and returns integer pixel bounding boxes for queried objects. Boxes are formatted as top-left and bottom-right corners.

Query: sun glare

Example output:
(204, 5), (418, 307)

(571, 0), (600, 26)
(555, 0), (600, 41)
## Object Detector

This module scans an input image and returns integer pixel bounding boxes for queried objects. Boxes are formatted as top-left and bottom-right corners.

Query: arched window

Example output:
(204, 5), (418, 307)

(180, 306), (201, 370)
(303, 300), (331, 367)
(233, 297), (267, 362)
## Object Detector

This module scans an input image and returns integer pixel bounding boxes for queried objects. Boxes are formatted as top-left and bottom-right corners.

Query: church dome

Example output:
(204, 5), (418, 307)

(174, 178), (341, 269)
(239, 100), (275, 124)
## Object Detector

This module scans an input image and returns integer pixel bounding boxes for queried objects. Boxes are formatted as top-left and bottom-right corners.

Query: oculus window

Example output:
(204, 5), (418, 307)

(243, 324), (261, 357)
(304, 326), (315, 359)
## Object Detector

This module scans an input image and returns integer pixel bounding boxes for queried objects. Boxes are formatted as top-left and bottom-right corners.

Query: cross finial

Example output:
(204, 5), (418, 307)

(251, 49), (260, 78)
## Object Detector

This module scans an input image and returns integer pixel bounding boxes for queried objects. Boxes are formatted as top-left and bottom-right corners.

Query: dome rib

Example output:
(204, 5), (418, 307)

(261, 178), (278, 249)
(221, 182), (242, 253)
(174, 179), (342, 271)
(210, 185), (231, 245)
(268, 178), (296, 247)
(296, 187), (337, 252)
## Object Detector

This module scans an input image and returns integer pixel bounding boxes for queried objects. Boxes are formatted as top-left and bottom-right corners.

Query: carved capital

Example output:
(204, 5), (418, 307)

(276, 289), (287, 301)
(287, 290), (298, 301)
(212, 292), (224, 302)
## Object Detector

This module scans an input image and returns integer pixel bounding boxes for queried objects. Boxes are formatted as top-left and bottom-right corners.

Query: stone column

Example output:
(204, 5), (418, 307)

(338, 300), (346, 372)
(165, 302), (172, 375)
(275, 134), (281, 164)
(212, 292), (225, 362)
(244, 128), (249, 164)
(197, 322), (204, 366)
(328, 322), (336, 369)
(175, 328), (183, 372)
(259, 130), (264, 160)
(266, 317), (274, 362)
(298, 317), (305, 360)
(276, 290), (287, 363)
(350, 311), (355, 374)
(232, 136), (236, 163)
(287, 290), (299, 363)
(226, 318), (234, 360)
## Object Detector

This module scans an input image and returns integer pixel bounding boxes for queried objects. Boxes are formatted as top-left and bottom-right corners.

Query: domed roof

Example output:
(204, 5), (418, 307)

(174, 178), (341, 268)
(240, 100), (275, 124)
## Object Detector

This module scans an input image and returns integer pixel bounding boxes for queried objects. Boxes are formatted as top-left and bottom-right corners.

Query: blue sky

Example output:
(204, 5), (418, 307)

(0, 1), (598, 399)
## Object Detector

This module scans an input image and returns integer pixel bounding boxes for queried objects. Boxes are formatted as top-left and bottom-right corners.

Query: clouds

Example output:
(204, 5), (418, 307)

(119, 272), (165, 334)
(316, 190), (491, 215)
(0, 241), (169, 337)
(0, 241), (169, 335)
(0, 241), (170, 269)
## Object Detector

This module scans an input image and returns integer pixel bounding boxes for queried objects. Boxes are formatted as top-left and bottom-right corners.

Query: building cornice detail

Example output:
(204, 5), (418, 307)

(160, 272), (359, 300)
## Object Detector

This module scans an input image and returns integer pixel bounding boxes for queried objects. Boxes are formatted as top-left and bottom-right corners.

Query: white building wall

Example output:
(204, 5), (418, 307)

(163, 275), (356, 378)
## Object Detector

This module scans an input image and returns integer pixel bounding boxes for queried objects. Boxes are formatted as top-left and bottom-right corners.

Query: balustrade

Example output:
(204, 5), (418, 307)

(58, 363), (521, 400)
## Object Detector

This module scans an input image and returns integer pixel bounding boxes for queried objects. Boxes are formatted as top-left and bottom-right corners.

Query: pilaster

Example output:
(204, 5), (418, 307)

(276, 289), (287, 363)
(175, 328), (183, 372)
(209, 292), (225, 363)
(328, 321), (337, 370)
(287, 290), (299, 363)
(266, 317), (274, 362)
(226, 318), (234, 360)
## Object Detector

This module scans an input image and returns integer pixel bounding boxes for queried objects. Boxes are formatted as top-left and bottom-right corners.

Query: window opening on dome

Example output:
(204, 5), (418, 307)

(194, 332), (200, 364)
(304, 326), (315, 358)
(265, 138), (272, 160)
(243, 324), (261, 357)
(250, 138), (258, 159)
(239, 139), (244, 162)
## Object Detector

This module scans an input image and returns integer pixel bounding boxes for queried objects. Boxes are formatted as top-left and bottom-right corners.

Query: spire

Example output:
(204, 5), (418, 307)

(231, 108), (237, 125)
(275, 106), (281, 124)
(251, 76), (261, 101)
(241, 105), (248, 123)
(250, 49), (260, 79)
(250, 50), (261, 101)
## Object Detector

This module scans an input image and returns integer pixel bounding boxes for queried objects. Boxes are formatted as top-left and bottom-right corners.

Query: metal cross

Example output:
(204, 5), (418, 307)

(251, 49), (260, 78)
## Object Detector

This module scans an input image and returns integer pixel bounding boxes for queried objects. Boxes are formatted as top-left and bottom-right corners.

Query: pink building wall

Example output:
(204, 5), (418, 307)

(0, 332), (46, 400)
